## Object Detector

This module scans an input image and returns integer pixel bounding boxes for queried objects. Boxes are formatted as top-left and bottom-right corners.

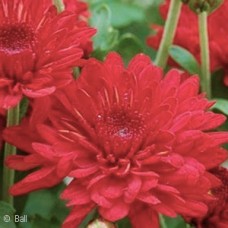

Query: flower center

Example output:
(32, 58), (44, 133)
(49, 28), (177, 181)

(0, 22), (34, 54)
(97, 108), (145, 140)
(95, 107), (146, 160)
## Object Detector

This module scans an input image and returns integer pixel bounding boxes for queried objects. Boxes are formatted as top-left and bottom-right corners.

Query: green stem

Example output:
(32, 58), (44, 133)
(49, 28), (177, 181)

(53, 0), (65, 13)
(199, 11), (211, 98)
(2, 105), (20, 205)
(159, 214), (168, 228)
(155, 0), (182, 68)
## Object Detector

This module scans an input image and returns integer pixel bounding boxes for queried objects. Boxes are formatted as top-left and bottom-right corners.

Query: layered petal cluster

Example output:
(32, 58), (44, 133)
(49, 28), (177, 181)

(0, 0), (96, 109)
(188, 167), (228, 228)
(147, 0), (228, 84)
(4, 53), (228, 228)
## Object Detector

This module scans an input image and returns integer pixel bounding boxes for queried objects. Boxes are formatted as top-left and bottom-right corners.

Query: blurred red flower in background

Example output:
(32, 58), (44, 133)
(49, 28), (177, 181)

(0, 0), (95, 110)
(187, 167), (228, 228)
(4, 53), (228, 228)
(147, 0), (228, 85)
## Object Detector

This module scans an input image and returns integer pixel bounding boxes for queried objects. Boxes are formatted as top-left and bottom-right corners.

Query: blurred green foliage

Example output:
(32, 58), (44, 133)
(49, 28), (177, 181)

(89, 0), (162, 61)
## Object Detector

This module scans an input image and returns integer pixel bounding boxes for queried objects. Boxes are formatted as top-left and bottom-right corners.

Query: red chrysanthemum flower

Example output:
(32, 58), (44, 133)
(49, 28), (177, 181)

(4, 53), (228, 228)
(0, 0), (95, 109)
(147, 0), (228, 84)
(187, 167), (228, 228)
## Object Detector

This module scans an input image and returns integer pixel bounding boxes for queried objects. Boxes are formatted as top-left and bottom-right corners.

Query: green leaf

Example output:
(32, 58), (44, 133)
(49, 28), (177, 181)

(0, 201), (16, 228)
(20, 98), (29, 120)
(22, 215), (60, 228)
(19, 190), (58, 228)
(213, 98), (228, 115)
(79, 210), (98, 228)
(211, 69), (228, 99)
(22, 190), (56, 220)
(19, 184), (69, 228)
(160, 215), (187, 228)
(115, 33), (144, 64)
(116, 217), (131, 228)
(91, 4), (119, 53)
(169, 45), (200, 75)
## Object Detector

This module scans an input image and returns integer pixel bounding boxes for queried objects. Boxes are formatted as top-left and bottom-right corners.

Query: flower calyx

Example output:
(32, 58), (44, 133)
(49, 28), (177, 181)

(182, 0), (223, 14)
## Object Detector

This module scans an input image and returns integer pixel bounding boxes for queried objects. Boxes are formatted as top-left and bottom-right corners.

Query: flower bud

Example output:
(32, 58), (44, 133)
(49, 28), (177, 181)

(182, 0), (223, 14)
(87, 218), (116, 228)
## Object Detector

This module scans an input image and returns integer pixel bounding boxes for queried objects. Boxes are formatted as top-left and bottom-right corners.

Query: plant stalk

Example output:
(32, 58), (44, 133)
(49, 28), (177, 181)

(159, 214), (168, 228)
(2, 105), (20, 205)
(155, 0), (182, 68)
(199, 11), (211, 98)
(53, 0), (65, 13)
